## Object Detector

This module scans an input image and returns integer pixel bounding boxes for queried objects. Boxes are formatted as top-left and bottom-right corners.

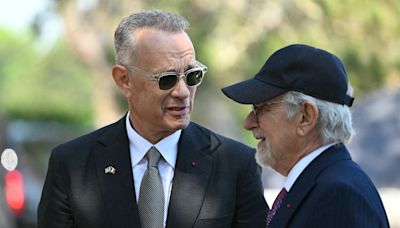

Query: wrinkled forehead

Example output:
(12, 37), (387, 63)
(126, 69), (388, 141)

(134, 29), (196, 71)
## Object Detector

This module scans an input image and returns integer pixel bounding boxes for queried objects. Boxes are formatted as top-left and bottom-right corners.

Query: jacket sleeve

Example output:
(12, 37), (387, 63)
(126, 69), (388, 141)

(232, 148), (269, 228)
(306, 182), (389, 228)
(37, 148), (74, 228)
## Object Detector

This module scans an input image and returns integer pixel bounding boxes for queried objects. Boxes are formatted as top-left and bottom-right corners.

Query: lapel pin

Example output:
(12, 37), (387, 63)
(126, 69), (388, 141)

(105, 165), (116, 175)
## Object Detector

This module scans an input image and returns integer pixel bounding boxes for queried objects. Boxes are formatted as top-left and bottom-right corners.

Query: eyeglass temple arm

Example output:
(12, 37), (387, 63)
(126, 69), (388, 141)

(195, 61), (208, 73)
(124, 65), (154, 77)
(124, 60), (207, 75)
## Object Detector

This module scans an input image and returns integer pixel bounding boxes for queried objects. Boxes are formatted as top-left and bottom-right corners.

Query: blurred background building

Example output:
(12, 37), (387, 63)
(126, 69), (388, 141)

(1, 0), (399, 227)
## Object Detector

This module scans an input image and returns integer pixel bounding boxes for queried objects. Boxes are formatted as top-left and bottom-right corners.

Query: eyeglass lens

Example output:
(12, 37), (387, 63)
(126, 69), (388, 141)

(159, 70), (204, 90)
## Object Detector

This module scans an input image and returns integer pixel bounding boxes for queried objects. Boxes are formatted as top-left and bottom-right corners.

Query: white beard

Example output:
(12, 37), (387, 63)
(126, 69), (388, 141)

(255, 137), (274, 168)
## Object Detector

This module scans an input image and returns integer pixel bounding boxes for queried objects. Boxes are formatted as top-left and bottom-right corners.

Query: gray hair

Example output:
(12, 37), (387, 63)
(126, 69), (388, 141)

(114, 9), (190, 65)
(282, 87), (354, 144)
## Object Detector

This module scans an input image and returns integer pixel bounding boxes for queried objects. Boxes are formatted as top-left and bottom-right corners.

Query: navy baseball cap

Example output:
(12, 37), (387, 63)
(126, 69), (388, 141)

(222, 44), (354, 107)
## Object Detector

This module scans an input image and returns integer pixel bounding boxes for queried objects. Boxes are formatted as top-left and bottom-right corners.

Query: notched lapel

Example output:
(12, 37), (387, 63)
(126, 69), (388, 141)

(270, 144), (351, 227)
(166, 123), (218, 228)
(270, 183), (315, 227)
(94, 118), (141, 228)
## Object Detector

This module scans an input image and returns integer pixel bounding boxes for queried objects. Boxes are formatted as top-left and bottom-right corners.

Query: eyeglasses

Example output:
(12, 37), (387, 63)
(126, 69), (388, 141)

(252, 100), (284, 120)
(123, 61), (207, 90)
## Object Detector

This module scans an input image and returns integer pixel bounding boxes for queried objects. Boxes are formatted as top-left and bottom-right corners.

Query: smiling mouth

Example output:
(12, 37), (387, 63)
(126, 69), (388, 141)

(253, 132), (266, 142)
(255, 137), (265, 143)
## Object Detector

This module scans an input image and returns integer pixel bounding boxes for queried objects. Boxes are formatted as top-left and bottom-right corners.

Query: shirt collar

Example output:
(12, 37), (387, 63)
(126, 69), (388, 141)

(284, 143), (336, 192)
(125, 112), (181, 168)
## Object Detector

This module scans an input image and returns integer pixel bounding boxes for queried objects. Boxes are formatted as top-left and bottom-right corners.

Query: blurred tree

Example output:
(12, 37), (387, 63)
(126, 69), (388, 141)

(0, 29), (92, 124)
(52, 0), (128, 127)
(2, 0), (398, 140)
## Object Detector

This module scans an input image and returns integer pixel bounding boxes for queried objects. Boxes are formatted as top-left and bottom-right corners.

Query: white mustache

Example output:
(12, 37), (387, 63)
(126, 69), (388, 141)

(252, 129), (266, 139)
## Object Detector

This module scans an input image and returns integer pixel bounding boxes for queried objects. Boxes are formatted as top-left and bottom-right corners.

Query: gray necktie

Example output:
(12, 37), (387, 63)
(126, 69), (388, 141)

(138, 146), (165, 228)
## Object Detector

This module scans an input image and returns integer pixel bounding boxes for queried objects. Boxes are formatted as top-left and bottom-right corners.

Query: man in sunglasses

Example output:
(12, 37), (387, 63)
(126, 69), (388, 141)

(222, 44), (389, 227)
(38, 9), (267, 228)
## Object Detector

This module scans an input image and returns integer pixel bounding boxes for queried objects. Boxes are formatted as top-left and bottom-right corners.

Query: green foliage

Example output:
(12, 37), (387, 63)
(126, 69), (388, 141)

(0, 29), (92, 124)
(177, 0), (400, 93)
(138, 0), (400, 141)
(3, 0), (400, 141)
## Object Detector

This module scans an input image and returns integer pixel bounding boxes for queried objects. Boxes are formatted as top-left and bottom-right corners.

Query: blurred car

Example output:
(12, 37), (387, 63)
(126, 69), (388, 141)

(0, 164), (26, 228)
(0, 114), (17, 228)
(1, 120), (88, 228)
(0, 169), (18, 228)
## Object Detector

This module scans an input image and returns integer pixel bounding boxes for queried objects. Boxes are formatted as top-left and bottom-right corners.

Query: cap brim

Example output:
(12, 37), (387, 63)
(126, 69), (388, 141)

(221, 77), (286, 104)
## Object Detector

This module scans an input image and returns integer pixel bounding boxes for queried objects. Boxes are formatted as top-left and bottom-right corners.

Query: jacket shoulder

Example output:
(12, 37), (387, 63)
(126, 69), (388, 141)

(51, 119), (123, 159)
(188, 122), (255, 156)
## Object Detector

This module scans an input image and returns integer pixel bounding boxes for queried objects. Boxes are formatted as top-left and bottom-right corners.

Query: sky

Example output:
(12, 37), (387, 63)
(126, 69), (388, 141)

(0, 0), (62, 44)
(0, 0), (49, 29)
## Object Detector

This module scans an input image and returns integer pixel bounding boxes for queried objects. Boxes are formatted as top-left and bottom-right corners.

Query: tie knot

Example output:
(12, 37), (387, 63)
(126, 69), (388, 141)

(266, 188), (288, 225)
(146, 147), (161, 168)
(276, 188), (287, 201)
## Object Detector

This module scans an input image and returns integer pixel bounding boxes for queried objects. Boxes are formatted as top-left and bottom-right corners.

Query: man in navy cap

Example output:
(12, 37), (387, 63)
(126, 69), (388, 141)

(222, 44), (389, 227)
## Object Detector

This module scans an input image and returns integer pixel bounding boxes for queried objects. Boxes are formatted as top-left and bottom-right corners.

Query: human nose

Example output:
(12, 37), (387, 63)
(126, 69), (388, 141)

(171, 74), (190, 98)
(244, 111), (258, 131)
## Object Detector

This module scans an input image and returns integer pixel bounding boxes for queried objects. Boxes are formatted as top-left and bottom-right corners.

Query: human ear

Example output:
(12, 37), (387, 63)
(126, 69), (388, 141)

(112, 65), (131, 97)
(297, 101), (318, 136)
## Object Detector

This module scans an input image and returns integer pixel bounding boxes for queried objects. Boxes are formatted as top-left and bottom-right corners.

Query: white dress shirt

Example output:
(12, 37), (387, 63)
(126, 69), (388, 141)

(283, 143), (336, 192)
(125, 113), (180, 227)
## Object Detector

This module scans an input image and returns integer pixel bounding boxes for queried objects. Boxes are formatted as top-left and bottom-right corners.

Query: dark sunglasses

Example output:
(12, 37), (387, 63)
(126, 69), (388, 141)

(124, 61), (207, 90)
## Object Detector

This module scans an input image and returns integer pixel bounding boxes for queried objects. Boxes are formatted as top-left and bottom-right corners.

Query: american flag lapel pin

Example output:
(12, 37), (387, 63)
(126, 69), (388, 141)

(104, 165), (116, 175)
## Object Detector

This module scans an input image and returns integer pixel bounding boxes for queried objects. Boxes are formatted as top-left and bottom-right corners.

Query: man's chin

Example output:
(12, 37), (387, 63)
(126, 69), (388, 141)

(169, 118), (191, 130)
(255, 146), (274, 168)
(255, 151), (267, 168)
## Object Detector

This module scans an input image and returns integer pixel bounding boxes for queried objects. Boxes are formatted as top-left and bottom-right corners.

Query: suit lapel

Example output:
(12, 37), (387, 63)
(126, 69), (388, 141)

(166, 123), (218, 228)
(271, 144), (351, 228)
(93, 117), (141, 228)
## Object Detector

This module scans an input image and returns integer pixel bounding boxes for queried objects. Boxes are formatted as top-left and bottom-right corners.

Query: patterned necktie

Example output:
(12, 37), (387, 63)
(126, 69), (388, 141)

(138, 147), (164, 228)
(266, 188), (287, 226)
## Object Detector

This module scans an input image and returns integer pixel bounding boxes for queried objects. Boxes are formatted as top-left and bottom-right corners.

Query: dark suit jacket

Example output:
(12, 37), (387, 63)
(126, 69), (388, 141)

(37, 117), (268, 228)
(269, 144), (389, 228)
